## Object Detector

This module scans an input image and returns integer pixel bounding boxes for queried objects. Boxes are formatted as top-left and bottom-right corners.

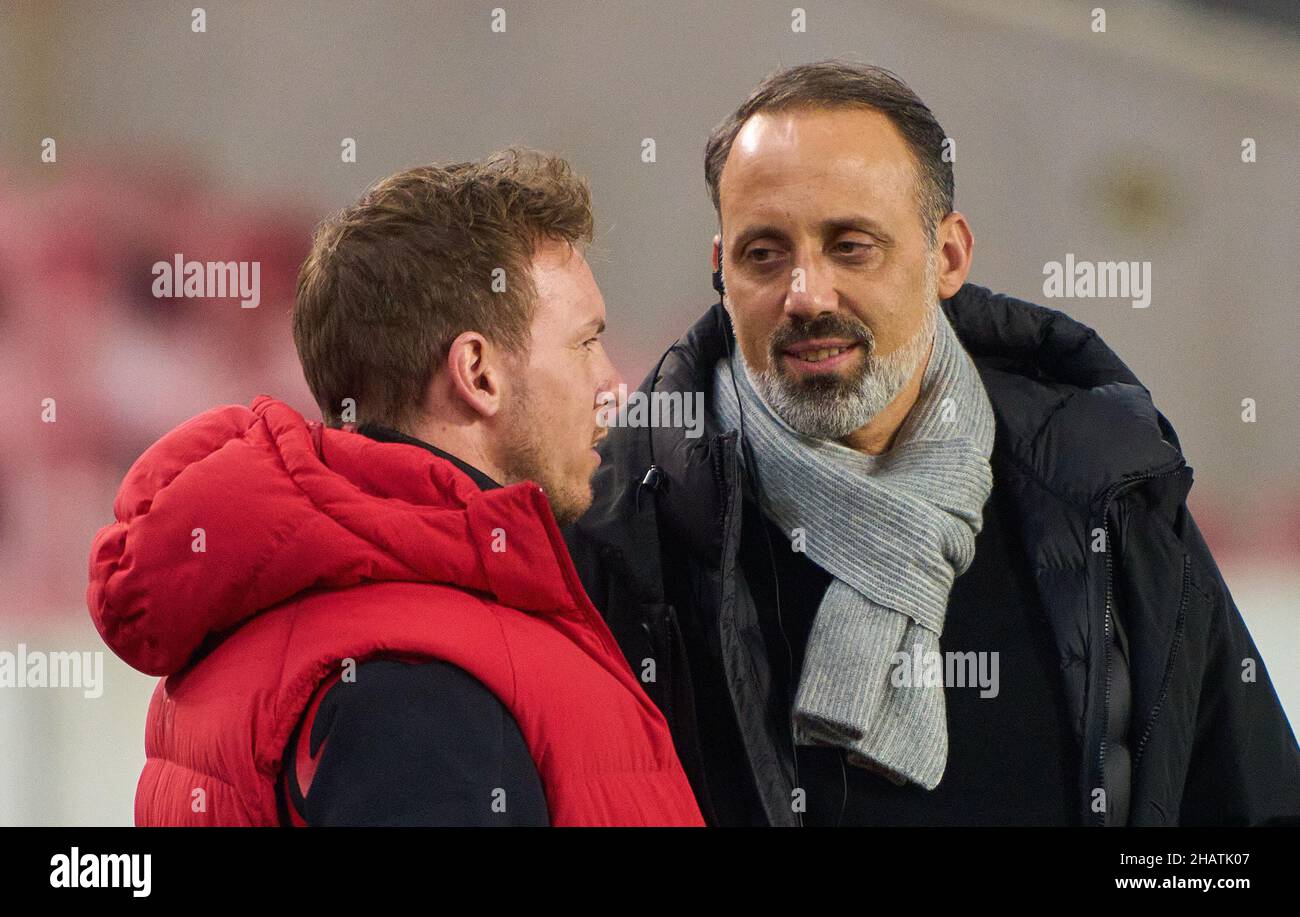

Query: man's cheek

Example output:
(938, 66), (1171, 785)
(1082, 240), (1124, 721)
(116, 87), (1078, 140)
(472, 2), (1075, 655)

(744, 331), (772, 372)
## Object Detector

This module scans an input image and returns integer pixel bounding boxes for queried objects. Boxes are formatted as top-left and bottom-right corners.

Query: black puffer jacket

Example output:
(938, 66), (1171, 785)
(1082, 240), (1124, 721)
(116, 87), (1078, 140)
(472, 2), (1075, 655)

(565, 283), (1300, 826)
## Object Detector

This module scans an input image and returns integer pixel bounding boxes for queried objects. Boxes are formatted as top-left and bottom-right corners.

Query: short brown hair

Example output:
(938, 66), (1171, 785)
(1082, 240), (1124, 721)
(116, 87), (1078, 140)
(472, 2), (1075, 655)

(704, 60), (953, 244)
(293, 148), (593, 428)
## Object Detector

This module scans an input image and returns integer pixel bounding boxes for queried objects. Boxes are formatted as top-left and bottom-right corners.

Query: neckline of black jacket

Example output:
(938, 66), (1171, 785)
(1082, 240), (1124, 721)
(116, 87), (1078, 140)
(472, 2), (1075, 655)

(628, 283), (1193, 572)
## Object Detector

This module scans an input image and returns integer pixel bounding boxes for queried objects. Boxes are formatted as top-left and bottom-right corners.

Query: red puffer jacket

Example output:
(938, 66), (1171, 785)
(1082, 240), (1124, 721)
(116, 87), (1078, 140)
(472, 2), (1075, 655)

(87, 395), (703, 827)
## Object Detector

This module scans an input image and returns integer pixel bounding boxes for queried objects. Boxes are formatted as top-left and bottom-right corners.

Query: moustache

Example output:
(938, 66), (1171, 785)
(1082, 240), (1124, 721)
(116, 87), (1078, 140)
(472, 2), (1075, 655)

(769, 315), (874, 354)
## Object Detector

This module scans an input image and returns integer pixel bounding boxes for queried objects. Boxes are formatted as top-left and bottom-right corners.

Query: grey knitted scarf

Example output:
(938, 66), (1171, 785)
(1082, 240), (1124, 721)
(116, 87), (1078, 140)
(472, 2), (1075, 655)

(712, 306), (995, 789)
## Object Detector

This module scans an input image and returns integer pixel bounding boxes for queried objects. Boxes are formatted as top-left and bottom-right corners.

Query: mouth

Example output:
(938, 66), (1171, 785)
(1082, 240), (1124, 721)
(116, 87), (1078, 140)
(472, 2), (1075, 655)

(780, 339), (864, 372)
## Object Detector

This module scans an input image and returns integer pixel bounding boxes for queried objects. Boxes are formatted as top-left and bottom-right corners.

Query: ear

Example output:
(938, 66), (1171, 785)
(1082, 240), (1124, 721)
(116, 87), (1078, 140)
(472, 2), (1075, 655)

(934, 211), (974, 300)
(712, 232), (730, 311)
(444, 331), (506, 419)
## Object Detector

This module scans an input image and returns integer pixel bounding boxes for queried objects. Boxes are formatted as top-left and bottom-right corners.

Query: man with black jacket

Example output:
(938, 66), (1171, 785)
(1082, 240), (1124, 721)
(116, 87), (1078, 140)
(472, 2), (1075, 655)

(565, 60), (1300, 826)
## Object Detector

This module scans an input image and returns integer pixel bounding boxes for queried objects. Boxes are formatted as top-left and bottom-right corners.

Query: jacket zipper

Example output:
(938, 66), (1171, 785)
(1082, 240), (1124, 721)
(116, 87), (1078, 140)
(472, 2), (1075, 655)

(1132, 553), (1191, 768)
(1094, 463), (1186, 825)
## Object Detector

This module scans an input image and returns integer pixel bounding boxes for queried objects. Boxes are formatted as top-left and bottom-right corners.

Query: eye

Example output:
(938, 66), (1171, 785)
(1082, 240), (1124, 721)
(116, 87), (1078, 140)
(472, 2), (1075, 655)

(747, 246), (780, 264)
(834, 240), (874, 256)
(583, 337), (599, 350)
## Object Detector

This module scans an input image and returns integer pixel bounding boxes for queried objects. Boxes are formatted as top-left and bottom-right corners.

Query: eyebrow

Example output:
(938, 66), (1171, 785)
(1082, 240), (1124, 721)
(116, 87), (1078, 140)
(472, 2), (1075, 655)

(732, 217), (894, 253)
(577, 317), (605, 337)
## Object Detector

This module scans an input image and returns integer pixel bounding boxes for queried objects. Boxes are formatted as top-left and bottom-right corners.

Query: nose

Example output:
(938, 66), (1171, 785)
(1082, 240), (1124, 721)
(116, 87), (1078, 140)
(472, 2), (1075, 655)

(597, 351), (624, 404)
(602, 342), (624, 392)
(783, 249), (838, 323)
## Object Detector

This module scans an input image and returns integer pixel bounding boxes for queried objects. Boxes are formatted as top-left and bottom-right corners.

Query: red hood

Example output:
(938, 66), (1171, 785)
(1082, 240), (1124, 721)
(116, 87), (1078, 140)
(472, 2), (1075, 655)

(88, 396), (579, 676)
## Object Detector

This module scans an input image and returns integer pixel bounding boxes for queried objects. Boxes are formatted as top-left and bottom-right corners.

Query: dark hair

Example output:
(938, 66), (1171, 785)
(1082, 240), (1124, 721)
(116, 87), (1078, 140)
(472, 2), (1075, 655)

(293, 148), (593, 428)
(704, 60), (953, 244)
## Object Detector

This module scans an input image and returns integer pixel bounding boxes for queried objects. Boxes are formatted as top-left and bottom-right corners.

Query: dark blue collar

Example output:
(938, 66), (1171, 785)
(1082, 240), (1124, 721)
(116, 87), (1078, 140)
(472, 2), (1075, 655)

(357, 423), (501, 491)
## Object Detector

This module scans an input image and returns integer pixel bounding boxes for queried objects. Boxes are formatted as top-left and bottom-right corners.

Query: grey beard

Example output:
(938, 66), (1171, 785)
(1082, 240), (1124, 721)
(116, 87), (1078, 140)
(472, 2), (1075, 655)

(743, 300), (939, 441)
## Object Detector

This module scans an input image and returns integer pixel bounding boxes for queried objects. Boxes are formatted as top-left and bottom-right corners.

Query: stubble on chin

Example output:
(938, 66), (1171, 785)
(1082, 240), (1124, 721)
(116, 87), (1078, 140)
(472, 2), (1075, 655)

(496, 395), (593, 526)
(746, 298), (939, 440)
(546, 483), (592, 527)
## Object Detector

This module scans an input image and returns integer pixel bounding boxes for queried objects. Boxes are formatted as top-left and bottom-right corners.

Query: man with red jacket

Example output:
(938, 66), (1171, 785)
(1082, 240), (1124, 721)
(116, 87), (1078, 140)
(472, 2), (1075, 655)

(86, 149), (704, 827)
